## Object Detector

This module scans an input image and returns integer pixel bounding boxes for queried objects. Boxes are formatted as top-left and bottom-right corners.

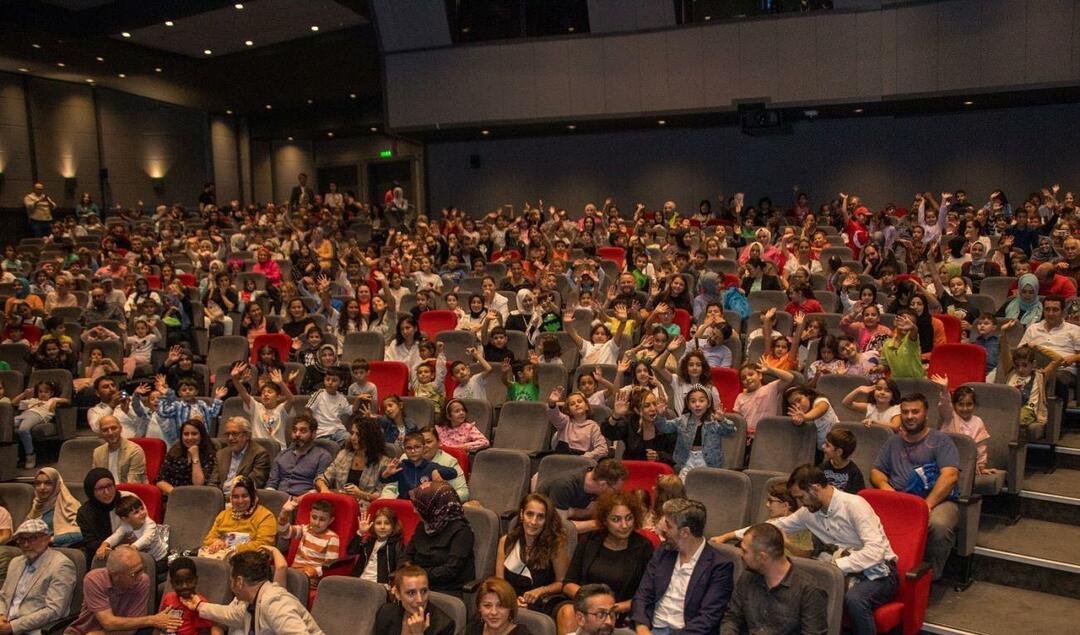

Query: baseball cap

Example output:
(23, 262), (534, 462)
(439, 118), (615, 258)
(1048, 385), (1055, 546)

(13, 518), (51, 538)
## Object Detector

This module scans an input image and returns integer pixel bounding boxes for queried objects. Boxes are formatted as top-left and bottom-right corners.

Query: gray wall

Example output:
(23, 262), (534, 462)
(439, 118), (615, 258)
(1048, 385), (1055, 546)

(425, 102), (1080, 215)
(0, 71), (220, 212)
(211, 115), (242, 205)
(386, 0), (1080, 130)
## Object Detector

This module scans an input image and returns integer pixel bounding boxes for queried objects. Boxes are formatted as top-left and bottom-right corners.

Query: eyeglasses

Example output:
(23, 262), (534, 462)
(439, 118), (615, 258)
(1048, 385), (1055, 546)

(94, 483), (116, 492)
(586, 609), (615, 621)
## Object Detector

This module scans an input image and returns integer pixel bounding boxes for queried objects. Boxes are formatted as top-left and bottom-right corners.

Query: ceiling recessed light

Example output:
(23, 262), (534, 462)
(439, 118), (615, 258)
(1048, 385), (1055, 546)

(32, 43), (41, 49)
(118, 73), (126, 78)
(310, 25), (319, 32)
(287, 136), (294, 141)
(165, 20), (174, 27)
(121, 32), (131, 38)
(963, 100), (974, 105)
(56, 62), (65, 67)
(85, 78), (94, 83)
(567, 124), (576, 130)
(96, 56), (104, 62)
(307, 99), (313, 104)
(705, 15), (712, 20)
(853, 108), (863, 113)
(462, 27), (470, 33)
(658, 119), (666, 125)
(245, 40), (254, 46)
(349, 93), (356, 99)
(17, 67), (28, 72)
(204, 49), (212, 55)
(481, 129), (490, 135)
(265, 104), (272, 110)
(327, 132), (334, 137)
(568, 27), (575, 32)
(369, 126), (378, 132)
(226, 110), (233, 114)
(235, 3), (244, 9)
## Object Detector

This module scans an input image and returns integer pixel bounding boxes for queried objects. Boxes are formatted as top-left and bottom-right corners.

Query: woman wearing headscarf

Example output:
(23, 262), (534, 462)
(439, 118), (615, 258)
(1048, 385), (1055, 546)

(28, 467), (82, 546)
(4, 277), (42, 315)
(76, 468), (133, 563)
(300, 343), (339, 394)
(999, 273), (1043, 325)
(406, 481), (476, 597)
(123, 277), (162, 315)
(908, 293), (946, 361)
(505, 289), (537, 334)
(201, 475), (276, 557)
(691, 272), (723, 324)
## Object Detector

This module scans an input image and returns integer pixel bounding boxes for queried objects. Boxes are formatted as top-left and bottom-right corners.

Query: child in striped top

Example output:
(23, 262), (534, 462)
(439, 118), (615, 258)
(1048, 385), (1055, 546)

(276, 497), (341, 587)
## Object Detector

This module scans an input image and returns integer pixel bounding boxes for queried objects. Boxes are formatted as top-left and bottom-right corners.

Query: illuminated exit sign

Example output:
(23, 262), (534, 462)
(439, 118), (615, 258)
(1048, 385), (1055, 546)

(379, 149), (393, 158)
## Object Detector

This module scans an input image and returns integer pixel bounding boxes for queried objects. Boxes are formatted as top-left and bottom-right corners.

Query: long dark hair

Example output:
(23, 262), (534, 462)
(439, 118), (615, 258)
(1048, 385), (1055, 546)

(167, 419), (214, 462)
(350, 416), (386, 466)
(505, 493), (565, 570)
(909, 293), (935, 354)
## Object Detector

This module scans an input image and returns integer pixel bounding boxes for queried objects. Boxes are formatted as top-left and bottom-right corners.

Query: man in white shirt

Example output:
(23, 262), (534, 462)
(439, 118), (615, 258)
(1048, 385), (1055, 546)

(766, 465), (899, 635)
(1018, 294), (1080, 401)
(91, 415), (147, 484)
(87, 377), (143, 437)
(631, 499), (732, 635)
(23, 182), (56, 238)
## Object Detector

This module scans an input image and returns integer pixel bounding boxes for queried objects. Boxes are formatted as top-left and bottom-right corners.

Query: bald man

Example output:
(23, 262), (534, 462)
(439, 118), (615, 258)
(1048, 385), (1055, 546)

(1057, 238), (1080, 281)
(65, 546), (181, 634)
(91, 415), (147, 484)
(1035, 262), (1077, 299)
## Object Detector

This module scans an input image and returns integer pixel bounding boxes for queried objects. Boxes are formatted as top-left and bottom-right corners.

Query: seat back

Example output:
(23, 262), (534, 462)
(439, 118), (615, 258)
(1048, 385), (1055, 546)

(368, 361), (410, 399)
(931, 314), (962, 344)
(978, 276), (1016, 308)
(257, 488), (290, 520)
(621, 460), (675, 499)
(459, 397), (493, 441)
(250, 333), (292, 364)
(892, 378), (945, 427)
(0, 343), (30, 375)
(284, 567), (310, 602)
(286, 492), (359, 563)
(493, 402), (551, 453)
(0, 369), (24, 400)
(535, 454), (595, 493)
(747, 417), (817, 474)
(710, 367), (741, 411)
(207, 336), (249, 381)
(833, 423), (893, 482)
(435, 330), (478, 365)
(0, 483), (34, 528)
(129, 437), (167, 482)
(402, 395), (436, 429)
(719, 414), (748, 469)
(163, 486), (226, 552)
(58, 437), (104, 502)
(419, 310), (460, 340)
(945, 433), (977, 498)
(311, 577), (386, 635)
(57, 547), (89, 621)
(517, 608), (557, 635)
(571, 364), (618, 389)
(927, 344), (986, 391)
(672, 309), (692, 338)
(164, 557), (234, 604)
(791, 557), (846, 635)
(708, 542), (745, 582)
(746, 310), (793, 337)
(536, 363), (568, 400)
(745, 469), (788, 523)
(342, 332), (385, 362)
(368, 498), (421, 544)
(428, 592), (467, 635)
(468, 449), (530, 515)
(117, 483), (164, 523)
(815, 374), (873, 422)
(859, 489), (928, 580)
(748, 290), (789, 314)
(464, 506), (498, 581)
(684, 468), (751, 536)
(441, 445), (470, 480)
(963, 382), (1021, 489)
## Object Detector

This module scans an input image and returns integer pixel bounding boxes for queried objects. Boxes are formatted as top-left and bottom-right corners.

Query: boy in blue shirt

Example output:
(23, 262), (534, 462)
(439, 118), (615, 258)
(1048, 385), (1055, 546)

(379, 431), (456, 499)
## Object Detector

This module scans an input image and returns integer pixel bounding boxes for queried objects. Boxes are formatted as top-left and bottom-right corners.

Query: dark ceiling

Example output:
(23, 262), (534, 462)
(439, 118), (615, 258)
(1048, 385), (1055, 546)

(0, 0), (384, 139)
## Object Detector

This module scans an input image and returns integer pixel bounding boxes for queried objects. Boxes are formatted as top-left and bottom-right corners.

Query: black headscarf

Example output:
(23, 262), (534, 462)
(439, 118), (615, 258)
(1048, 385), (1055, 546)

(75, 468), (120, 563)
(911, 293), (936, 355)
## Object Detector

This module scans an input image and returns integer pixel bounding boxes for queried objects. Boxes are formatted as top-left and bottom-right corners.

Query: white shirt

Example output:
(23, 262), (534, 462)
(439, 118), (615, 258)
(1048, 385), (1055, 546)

(108, 449), (120, 480)
(866, 404), (900, 425)
(360, 539), (387, 583)
(580, 339), (619, 366)
(246, 400), (290, 450)
(760, 489), (897, 574)
(306, 391), (350, 439)
(1019, 319), (1080, 374)
(452, 373), (487, 401)
(652, 539), (706, 630)
(88, 402), (141, 437)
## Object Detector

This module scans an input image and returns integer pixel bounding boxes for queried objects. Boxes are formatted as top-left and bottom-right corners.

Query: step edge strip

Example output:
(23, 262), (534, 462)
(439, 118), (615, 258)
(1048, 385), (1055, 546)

(921, 622), (985, 635)
(1019, 489), (1080, 505)
(972, 546), (1080, 574)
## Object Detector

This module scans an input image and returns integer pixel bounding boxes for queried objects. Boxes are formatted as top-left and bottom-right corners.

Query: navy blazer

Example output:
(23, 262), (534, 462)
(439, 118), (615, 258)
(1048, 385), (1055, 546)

(631, 542), (733, 635)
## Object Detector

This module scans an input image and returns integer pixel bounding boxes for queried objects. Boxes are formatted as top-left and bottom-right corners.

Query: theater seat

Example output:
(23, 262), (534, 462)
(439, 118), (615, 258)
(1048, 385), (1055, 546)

(311, 577), (385, 635)
(368, 498), (420, 544)
(117, 483), (163, 523)
(418, 310), (459, 339)
(621, 460), (674, 499)
(710, 367), (741, 411)
(129, 437), (166, 483)
(367, 361), (410, 399)
(250, 333), (292, 364)
(927, 343), (986, 391)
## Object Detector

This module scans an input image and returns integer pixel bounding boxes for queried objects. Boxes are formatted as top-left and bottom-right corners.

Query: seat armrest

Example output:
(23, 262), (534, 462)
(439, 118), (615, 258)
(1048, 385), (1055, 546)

(528, 449), (555, 459)
(463, 579), (483, 594)
(905, 561), (932, 581)
(1007, 441), (1027, 493)
(956, 494), (982, 505)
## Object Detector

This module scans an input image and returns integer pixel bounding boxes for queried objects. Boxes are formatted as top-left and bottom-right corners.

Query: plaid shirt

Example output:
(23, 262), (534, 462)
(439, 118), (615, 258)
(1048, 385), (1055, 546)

(157, 390), (223, 430)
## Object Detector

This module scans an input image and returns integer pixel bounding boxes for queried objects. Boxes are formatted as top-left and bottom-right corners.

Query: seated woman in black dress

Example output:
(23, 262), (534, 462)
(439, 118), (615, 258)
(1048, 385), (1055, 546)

(495, 493), (570, 616)
(556, 489), (654, 633)
(406, 481), (475, 597)
(466, 576), (535, 635)
(156, 419), (217, 497)
(601, 387), (676, 466)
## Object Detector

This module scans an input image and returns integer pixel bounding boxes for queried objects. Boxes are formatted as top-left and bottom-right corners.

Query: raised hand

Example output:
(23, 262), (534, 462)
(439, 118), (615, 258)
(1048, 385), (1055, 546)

(214, 385), (229, 399)
(548, 385), (565, 407)
(269, 368), (284, 385)
(155, 374), (169, 392)
(134, 383), (151, 396)
(930, 374), (949, 388)
(381, 458), (403, 479)
(357, 511), (373, 536)
(613, 388), (631, 417)
(167, 345), (183, 363)
(764, 307), (777, 322)
(617, 357), (632, 374)
(282, 496), (299, 514)
(230, 362), (248, 379)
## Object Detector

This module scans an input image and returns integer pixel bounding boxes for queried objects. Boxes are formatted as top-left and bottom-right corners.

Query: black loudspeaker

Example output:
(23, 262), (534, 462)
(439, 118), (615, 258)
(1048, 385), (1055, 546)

(739, 106), (790, 137)
(469, 154), (481, 169)
(99, 168), (109, 180)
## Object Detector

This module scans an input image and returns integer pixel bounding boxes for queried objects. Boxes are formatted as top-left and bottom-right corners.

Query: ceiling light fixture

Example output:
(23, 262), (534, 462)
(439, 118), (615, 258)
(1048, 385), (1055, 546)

(96, 56), (104, 62)
(963, 100), (974, 105)
(85, 78), (94, 83)
(17, 67), (28, 72)
(568, 27), (575, 32)
(245, 40), (254, 46)
(327, 132), (334, 137)
(481, 130), (490, 135)
(853, 108), (864, 113)
(118, 73), (126, 78)
(226, 110), (233, 114)
(567, 124), (576, 130)
(705, 15), (712, 20)
(310, 25), (319, 32)
(165, 20), (174, 27)
(32, 43), (41, 49)
(121, 32), (131, 38)
(307, 99), (314, 104)
(462, 27), (470, 33)
(235, 3), (244, 9)
(369, 126), (377, 132)
(204, 49), (213, 55)
(265, 104), (272, 109)
(349, 93), (356, 99)
(154, 67), (162, 72)
(288, 136), (294, 141)
(56, 62), (65, 67)
(658, 120), (666, 125)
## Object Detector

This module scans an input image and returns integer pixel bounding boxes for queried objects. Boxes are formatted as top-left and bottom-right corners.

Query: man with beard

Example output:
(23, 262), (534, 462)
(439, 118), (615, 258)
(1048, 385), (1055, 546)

(630, 498), (731, 634)
(720, 523), (828, 635)
(757, 465), (897, 635)
(568, 584), (619, 635)
(871, 393), (960, 580)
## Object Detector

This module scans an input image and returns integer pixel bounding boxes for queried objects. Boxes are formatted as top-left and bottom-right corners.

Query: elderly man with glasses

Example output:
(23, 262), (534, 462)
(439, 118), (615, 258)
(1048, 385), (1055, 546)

(0, 519), (77, 635)
(209, 416), (271, 495)
(64, 545), (181, 635)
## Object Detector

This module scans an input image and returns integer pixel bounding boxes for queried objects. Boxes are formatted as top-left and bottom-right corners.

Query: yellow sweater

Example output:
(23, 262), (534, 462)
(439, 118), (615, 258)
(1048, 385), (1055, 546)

(203, 506), (277, 553)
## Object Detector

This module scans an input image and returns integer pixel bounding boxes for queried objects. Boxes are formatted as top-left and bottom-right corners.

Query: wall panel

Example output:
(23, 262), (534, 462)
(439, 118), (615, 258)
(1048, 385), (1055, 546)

(27, 78), (99, 208)
(0, 75), (33, 208)
(210, 116), (241, 204)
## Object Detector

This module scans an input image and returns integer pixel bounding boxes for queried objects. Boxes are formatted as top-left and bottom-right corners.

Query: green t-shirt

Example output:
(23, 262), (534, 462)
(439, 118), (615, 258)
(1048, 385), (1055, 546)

(508, 382), (539, 401)
(880, 335), (926, 378)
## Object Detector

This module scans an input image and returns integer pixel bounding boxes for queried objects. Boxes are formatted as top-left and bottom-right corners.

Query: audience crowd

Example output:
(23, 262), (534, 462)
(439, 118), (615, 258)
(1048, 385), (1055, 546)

(0, 176), (1074, 634)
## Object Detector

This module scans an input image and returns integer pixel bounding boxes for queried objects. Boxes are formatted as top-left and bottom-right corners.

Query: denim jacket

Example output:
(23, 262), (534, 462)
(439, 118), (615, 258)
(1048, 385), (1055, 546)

(654, 413), (736, 469)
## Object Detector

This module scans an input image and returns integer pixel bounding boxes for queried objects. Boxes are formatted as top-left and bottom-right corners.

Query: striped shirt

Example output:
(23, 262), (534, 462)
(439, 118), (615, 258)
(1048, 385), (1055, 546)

(157, 391), (223, 431)
(278, 524), (340, 577)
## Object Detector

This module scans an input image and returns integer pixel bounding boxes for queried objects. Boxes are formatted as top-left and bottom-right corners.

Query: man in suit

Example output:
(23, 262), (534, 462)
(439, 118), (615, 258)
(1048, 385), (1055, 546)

(91, 415), (147, 484)
(0, 519), (78, 635)
(289, 173), (314, 209)
(209, 417), (271, 494)
(631, 498), (733, 635)
(374, 564), (455, 635)
(191, 549), (322, 634)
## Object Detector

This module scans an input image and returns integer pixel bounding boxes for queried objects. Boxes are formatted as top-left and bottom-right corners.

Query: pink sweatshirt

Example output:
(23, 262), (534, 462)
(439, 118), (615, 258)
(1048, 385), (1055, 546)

(547, 406), (608, 460)
(435, 421), (490, 452)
